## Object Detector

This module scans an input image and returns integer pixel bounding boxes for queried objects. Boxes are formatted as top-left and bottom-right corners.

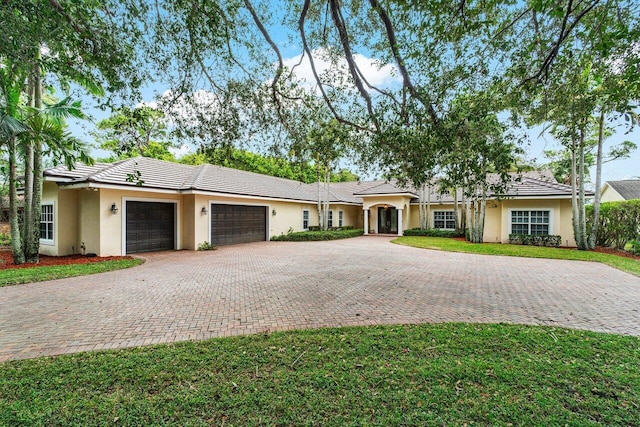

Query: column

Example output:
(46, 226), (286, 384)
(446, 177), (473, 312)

(397, 208), (403, 236)
(363, 209), (369, 235)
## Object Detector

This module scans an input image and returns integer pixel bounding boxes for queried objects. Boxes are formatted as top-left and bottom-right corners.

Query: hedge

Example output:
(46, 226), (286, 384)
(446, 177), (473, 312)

(509, 234), (562, 247)
(271, 228), (363, 241)
(403, 228), (463, 238)
(586, 199), (640, 249)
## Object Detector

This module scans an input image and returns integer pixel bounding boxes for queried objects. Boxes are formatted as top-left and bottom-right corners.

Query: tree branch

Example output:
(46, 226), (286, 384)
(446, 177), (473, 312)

(368, 0), (438, 124)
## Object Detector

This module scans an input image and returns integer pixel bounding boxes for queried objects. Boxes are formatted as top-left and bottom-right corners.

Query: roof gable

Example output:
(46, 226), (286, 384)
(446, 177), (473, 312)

(607, 180), (640, 200)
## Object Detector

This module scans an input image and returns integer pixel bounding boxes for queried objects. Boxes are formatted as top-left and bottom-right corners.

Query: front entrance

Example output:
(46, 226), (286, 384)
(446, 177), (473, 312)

(378, 206), (398, 234)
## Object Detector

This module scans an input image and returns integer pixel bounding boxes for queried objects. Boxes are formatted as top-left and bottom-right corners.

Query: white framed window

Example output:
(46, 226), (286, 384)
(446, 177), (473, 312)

(433, 211), (455, 230)
(511, 210), (550, 235)
(338, 210), (344, 227)
(302, 209), (309, 230)
(328, 210), (333, 228)
(40, 203), (54, 245)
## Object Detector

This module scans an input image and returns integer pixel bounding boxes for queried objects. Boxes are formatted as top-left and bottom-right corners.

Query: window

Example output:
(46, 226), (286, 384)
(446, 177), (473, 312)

(511, 210), (550, 235)
(433, 211), (455, 229)
(338, 210), (344, 227)
(302, 210), (309, 230)
(40, 203), (54, 243)
(328, 210), (333, 228)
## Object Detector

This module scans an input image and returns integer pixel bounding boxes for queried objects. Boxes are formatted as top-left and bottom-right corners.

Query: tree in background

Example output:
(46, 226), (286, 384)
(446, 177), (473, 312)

(0, 0), (143, 263)
(93, 106), (172, 158)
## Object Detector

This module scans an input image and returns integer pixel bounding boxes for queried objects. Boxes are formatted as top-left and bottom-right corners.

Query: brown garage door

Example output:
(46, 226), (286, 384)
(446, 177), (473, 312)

(210, 204), (266, 246)
(126, 201), (175, 254)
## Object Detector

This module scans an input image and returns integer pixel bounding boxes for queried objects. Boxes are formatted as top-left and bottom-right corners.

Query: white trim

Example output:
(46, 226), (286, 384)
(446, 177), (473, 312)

(43, 177), (74, 183)
(433, 210), (456, 230)
(302, 209), (310, 231)
(508, 208), (554, 235)
(208, 200), (271, 243)
(39, 201), (55, 246)
(357, 192), (416, 198)
(62, 182), (182, 194)
(121, 197), (181, 256)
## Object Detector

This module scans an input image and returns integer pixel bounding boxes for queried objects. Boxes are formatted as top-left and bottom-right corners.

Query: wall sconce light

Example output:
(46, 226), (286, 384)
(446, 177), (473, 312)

(272, 209), (277, 216)
(201, 206), (208, 215)
(383, 204), (388, 209)
(110, 203), (118, 215)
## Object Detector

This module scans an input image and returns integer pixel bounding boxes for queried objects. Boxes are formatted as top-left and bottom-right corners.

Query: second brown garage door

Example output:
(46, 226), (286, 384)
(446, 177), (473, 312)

(210, 204), (267, 246)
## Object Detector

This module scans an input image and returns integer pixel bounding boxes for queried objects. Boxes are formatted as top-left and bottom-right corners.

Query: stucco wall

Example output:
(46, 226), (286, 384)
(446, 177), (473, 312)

(39, 182), (59, 256)
(601, 185), (624, 202)
(498, 198), (576, 246)
(79, 189), (101, 255)
(99, 188), (183, 256)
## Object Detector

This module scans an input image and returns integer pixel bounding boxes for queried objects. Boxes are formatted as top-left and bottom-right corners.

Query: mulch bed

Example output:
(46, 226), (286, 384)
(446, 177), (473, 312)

(0, 249), (134, 270)
(592, 246), (640, 260)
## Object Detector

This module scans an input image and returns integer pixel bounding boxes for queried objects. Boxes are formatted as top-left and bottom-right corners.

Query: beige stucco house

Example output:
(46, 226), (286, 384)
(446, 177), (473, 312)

(40, 157), (581, 256)
(601, 180), (640, 202)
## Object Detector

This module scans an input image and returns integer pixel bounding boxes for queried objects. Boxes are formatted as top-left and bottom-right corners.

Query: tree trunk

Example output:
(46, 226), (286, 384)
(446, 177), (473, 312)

(418, 184), (426, 229)
(577, 128), (588, 250)
(588, 109), (605, 249)
(8, 136), (25, 265)
(324, 168), (330, 230)
(316, 163), (322, 230)
(453, 187), (459, 234)
(426, 184), (431, 230)
(570, 138), (580, 247)
(24, 60), (43, 262)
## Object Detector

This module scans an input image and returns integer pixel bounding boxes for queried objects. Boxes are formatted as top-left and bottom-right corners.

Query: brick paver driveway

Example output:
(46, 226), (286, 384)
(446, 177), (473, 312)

(2, 237), (639, 361)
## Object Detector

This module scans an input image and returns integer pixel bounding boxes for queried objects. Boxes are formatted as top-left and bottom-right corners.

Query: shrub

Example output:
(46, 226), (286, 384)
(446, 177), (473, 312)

(509, 234), (561, 247)
(0, 233), (10, 247)
(630, 240), (640, 256)
(586, 200), (640, 249)
(197, 241), (217, 251)
(403, 228), (462, 238)
(271, 229), (363, 241)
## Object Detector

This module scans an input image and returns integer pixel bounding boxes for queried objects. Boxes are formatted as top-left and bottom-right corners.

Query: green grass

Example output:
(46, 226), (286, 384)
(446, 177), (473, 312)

(1, 323), (638, 426)
(0, 259), (143, 287)
(394, 236), (640, 277)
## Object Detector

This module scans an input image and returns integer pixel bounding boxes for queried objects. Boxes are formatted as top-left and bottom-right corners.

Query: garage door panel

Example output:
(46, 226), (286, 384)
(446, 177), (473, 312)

(126, 201), (175, 254)
(210, 204), (266, 246)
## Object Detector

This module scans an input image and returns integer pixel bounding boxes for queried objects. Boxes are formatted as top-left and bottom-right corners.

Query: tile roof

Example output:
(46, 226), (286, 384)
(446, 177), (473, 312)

(606, 180), (640, 200)
(44, 158), (581, 204)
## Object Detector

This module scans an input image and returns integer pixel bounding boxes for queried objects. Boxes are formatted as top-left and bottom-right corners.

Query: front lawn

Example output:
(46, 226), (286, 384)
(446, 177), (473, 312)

(1, 323), (638, 426)
(394, 236), (640, 277)
(0, 259), (143, 287)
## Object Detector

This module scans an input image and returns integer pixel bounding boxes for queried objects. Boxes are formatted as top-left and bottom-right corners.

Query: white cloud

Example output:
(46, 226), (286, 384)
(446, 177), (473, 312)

(282, 48), (401, 93)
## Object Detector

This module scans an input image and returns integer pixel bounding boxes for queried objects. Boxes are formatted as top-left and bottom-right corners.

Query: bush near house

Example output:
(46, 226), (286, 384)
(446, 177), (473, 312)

(271, 228), (363, 241)
(509, 234), (561, 247)
(587, 199), (640, 249)
(403, 228), (462, 238)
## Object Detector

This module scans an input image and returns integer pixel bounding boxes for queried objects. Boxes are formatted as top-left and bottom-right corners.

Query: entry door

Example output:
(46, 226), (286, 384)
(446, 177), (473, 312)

(378, 207), (398, 234)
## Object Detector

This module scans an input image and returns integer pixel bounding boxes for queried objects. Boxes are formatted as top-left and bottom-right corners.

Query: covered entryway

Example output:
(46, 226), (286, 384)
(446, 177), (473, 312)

(210, 203), (267, 246)
(378, 206), (398, 234)
(125, 201), (175, 254)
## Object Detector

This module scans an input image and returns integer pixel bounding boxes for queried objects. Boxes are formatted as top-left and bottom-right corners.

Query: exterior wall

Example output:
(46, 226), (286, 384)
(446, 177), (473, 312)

(408, 203), (463, 230)
(482, 201), (503, 243)
(361, 195), (412, 234)
(79, 189), (101, 255)
(99, 188), (184, 256)
(499, 198), (576, 247)
(601, 185), (624, 202)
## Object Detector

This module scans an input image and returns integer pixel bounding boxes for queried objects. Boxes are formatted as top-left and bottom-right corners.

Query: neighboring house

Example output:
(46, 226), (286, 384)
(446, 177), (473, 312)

(41, 157), (584, 256)
(601, 180), (640, 202)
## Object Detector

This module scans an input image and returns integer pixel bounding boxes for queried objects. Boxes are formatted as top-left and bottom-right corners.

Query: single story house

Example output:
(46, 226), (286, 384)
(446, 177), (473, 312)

(41, 157), (582, 256)
(601, 180), (640, 202)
